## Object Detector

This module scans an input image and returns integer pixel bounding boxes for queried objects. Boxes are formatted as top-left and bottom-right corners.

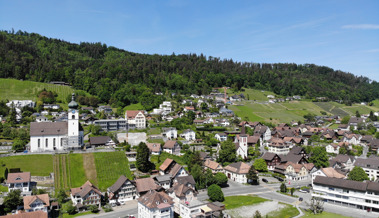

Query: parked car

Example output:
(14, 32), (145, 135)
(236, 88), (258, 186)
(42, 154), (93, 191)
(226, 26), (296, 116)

(262, 178), (268, 183)
(299, 197), (303, 201)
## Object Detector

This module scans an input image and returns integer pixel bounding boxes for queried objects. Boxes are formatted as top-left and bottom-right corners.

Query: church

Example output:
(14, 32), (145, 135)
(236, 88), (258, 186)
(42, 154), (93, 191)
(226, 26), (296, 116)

(29, 94), (84, 152)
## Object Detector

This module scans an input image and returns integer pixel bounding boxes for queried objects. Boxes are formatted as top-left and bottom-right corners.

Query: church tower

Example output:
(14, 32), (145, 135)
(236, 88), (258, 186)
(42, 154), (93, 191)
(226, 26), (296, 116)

(68, 93), (80, 149)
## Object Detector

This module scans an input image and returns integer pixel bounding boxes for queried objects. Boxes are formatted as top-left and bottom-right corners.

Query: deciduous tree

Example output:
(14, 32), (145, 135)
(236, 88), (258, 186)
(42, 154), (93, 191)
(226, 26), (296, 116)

(348, 166), (369, 181)
(207, 184), (224, 202)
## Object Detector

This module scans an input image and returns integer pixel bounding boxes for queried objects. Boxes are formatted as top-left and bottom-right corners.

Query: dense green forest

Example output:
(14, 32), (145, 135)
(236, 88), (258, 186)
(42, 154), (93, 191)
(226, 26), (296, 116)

(0, 30), (378, 108)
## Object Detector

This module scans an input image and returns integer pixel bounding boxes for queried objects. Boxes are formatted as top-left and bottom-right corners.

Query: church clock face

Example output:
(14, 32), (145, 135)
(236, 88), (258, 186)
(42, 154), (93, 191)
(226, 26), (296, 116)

(72, 110), (76, 113)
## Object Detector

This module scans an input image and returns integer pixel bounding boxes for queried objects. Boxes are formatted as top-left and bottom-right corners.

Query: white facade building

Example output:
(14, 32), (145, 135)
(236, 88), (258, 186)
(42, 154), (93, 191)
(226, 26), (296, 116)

(180, 129), (196, 141)
(223, 162), (250, 184)
(125, 110), (146, 129)
(138, 190), (174, 218)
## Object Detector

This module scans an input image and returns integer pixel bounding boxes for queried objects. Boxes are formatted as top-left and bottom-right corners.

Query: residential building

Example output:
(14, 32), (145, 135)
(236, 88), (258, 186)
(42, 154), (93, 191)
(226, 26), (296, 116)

(223, 162), (250, 183)
(167, 182), (198, 213)
(330, 154), (356, 170)
(2, 211), (48, 218)
(343, 134), (362, 145)
(262, 152), (281, 171)
(138, 190), (174, 218)
(43, 104), (60, 110)
(179, 200), (207, 218)
(311, 167), (346, 186)
(93, 119), (126, 131)
(312, 176), (379, 212)
(29, 94), (84, 152)
(348, 117), (365, 130)
(35, 116), (49, 122)
(162, 127), (177, 139)
(180, 129), (196, 141)
(89, 136), (115, 147)
(204, 159), (223, 174)
(267, 138), (290, 155)
(354, 157), (379, 181)
(146, 143), (162, 155)
(154, 175), (172, 190)
(274, 162), (314, 181)
(326, 143), (340, 154)
(254, 125), (271, 142)
(7, 172), (31, 195)
(23, 194), (50, 213)
(135, 178), (160, 196)
(70, 181), (103, 208)
(159, 158), (188, 179)
(108, 175), (137, 204)
(163, 140), (180, 155)
(125, 110), (146, 129)
(98, 105), (113, 114)
(6, 100), (35, 109)
(215, 133), (227, 142)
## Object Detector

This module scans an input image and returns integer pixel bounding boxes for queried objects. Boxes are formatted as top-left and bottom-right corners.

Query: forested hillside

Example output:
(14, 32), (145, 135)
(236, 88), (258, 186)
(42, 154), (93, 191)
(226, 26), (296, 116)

(0, 30), (378, 109)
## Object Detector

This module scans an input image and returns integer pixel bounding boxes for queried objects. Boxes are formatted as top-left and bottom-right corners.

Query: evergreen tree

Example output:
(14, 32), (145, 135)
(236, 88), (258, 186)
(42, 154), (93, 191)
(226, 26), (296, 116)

(217, 140), (236, 166)
(136, 142), (153, 173)
(280, 183), (287, 193)
(247, 165), (259, 185)
(3, 189), (22, 213)
(4, 168), (8, 180)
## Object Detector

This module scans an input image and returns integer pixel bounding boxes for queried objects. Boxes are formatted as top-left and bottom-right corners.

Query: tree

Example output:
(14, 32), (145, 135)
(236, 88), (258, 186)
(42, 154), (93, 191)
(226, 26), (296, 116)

(214, 173), (228, 187)
(290, 187), (295, 196)
(280, 183), (287, 193)
(32, 188), (46, 195)
(136, 142), (153, 173)
(253, 158), (268, 172)
(309, 147), (329, 168)
(191, 164), (206, 190)
(247, 165), (259, 185)
(57, 189), (68, 205)
(188, 151), (203, 172)
(66, 202), (77, 215)
(306, 197), (324, 214)
(4, 168), (8, 180)
(341, 116), (350, 124)
(12, 139), (25, 152)
(254, 210), (262, 218)
(217, 140), (236, 165)
(89, 205), (99, 213)
(355, 110), (361, 118)
(348, 166), (369, 181)
(3, 189), (22, 213)
(207, 184), (224, 202)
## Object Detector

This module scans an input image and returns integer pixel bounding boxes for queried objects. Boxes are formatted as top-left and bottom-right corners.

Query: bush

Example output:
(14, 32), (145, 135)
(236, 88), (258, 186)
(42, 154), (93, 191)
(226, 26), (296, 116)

(89, 205), (99, 213)
(66, 204), (77, 215)
(207, 184), (224, 202)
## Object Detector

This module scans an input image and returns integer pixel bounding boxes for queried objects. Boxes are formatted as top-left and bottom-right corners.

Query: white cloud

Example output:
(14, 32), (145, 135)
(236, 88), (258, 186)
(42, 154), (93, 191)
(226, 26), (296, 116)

(342, 24), (379, 30)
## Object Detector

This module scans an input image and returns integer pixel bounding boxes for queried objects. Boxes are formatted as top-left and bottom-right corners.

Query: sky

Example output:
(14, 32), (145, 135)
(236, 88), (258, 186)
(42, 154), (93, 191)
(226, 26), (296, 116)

(0, 0), (378, 81)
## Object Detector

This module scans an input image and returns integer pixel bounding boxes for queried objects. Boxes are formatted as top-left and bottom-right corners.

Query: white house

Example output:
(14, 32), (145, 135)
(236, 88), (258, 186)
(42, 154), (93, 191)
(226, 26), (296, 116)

(108, 175), (137, 204)
(162, 127), (178, 139)
(36, 116), (49, 122)
(215, 133), (227, 142)
(326, 144), (340, 154)
(254, 125), (271, 142)
(267, 138), (290, 155)
(180, 129), (196, 141)
(146, 143), (162, 155)
(125, 110), (146, 129)
(6, 100), (35, 109)
(223, 162), (250, 183)
(312, 176), (379, 212)
(7, 172), (31, 195)
(138, 190), (174, 218)
(163, 140), (181, 155)
(179, 200), (207, 218)
(70, 181), (103, 207)
(311, 167), (346, 186)
(23, 194), (50, 213)
(343, 134), (361, 145)
(29, 94), (84, 152)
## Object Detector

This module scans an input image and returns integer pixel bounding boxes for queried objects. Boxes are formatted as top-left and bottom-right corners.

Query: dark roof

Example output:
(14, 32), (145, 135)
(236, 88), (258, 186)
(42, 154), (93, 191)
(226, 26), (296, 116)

(332, 154), (354, 163)
(135, 178), (159, 193)
(167, 183), (197, 198)
(313, 176), (367, 192)
(175, 175), (196, 186)
(354, 157), (379, 170)
(108, 175), (130, 193)
(30, 122), (68, 136)
(89, 136), (112, 145)
(163, 140), (177, 149)
(262, 152), (279, 161)
(154, 175), (172, 182)
(349, 117), (364, 124)
(289, 146), (305, 155)
(280, 153), (307, 164)
(71, 181), (102, 198)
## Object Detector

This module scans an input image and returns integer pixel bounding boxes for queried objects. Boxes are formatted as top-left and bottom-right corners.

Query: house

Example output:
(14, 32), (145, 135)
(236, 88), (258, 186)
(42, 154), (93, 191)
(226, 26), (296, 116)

(7, 100), (35, 109)
(274, 162), (314, 181)
(267, 138), (290, 155)
(154, 175), (172, 190)
(134, 178), (160, 196)
(125, 110), (146, 129)
(82, 116), (97, 125)
(167, 181), (198, 213)
(82, 107), (95, 114)
(146, 143), (162, 155)
(204, 159), (223, 174)
(180, 129), (196, 141)
(215, 133), (227, 142)
(338, 124), (349, 131)
(162, 127), (178, 139)
(311, 167), (346, 186)
(89, 136), (115, 147)
(262, 152), (281, 171)
(312, 176), (379, 212)
(354, 157), (379, 181)
(159, 158), (188, 179)
(223, 162), (250, 183)
(29, 94), (84, 152)
(98, 105), (113, 114)
(348, 117), (365, 130)
(330, 154), (355, 170)
(35, 116), (49, 122)
(107, 175), (137, 204)
(343, 134), (361, 145)
(184, 106), (195, 112)
(138, 190), (174, 218)
(254, 125), (271, 142)
(179, 200), (208, 218)
(370, 139), (379, 153)
(43, 104), (60, 110)
(163, 140), (181, 155)
(219, 107), (234, 116)
(23, 194), (50, 213)
(7, 172), (31, 195)
(326, 143), (340, 154)
(70, 181), (103, 208)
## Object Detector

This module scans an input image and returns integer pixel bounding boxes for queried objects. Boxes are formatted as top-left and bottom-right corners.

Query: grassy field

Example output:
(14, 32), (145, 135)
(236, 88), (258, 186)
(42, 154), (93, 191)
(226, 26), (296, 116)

(124, 103), (144, 110)
(225, 88), (278, 101)
(151, 152), (187, 170)
(266, 203), (299, 218)
(62, 211), (94, 218)
(0, 154), (53, 176)
(223, 195), (268, 210)
(68, 154), (88, 188)
(94, 151), (132, 191)
(301, 210), (350, 218)
(0, 78), (73, 103)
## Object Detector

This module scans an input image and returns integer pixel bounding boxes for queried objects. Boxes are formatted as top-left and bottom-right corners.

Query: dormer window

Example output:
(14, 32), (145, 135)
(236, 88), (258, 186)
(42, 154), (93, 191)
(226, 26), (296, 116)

(156, 201), (160, 205)
(15, 177), (21, 180)
(163, 199), (167, 203)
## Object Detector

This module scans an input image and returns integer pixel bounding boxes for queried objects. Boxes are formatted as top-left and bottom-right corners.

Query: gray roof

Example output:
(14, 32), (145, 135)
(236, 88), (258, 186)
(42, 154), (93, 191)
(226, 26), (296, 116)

(155, 175), (172, 182)
(354, 157), (379, 170)
(314, 176), (379, 192)
(89, 136), (112, 145)
(175, 175), (196, 186)
(108, 175), (130, 193)
(30, 122), (68, 136)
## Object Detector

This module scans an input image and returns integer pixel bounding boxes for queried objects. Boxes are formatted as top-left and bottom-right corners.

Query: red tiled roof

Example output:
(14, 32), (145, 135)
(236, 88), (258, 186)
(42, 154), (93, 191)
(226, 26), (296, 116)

(7, 172), (31, 184)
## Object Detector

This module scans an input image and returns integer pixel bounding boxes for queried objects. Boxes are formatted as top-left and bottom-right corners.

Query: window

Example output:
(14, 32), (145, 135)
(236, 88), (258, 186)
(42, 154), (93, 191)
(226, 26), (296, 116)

(38, 139), (40, 148)
(72, 115), (75, 119)
(46, 139), (48, 148)
(53, 138), (56, 147)
(366, 199), (372, 203)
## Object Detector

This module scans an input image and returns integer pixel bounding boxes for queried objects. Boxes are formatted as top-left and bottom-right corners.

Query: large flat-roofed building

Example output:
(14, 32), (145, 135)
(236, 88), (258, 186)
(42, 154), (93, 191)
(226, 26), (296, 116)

(312, 176), (379, 212)
(94, 119), (126, 131)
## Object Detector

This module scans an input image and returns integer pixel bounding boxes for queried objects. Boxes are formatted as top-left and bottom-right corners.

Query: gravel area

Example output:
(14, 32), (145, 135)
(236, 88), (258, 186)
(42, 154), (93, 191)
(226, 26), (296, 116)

(117, 132), (147, 146)
(227, 200), (285, 218)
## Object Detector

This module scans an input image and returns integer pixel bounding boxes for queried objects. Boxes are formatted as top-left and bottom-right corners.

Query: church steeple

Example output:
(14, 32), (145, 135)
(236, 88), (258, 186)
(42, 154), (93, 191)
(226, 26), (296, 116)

(68, 93), (78, 109)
